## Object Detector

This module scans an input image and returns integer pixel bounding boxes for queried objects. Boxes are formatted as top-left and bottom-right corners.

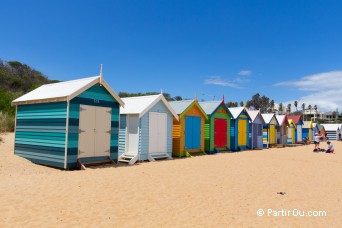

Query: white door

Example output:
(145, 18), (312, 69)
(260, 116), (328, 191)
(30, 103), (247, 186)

(127, 115), (139, 156)
(78, 105), (96, 158)
(149, 112), (167, 154)
(95, 106), (111, 157)
(297, 125), (302, 142)
(78, 105), (112, 158)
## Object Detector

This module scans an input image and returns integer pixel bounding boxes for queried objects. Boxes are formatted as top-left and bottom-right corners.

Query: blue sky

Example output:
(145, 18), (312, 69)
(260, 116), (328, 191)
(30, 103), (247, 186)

(1, 0), (342, 111)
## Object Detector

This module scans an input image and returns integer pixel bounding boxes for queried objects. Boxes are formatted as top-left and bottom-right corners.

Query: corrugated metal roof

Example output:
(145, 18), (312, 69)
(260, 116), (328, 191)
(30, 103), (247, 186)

(228, 107), (245, 119)
(12, 76), (124, 106)
(168, 100), (194, 114)
(198, 101), (222, 115)
(261, 113), (275, 124)
(287, 115), (302, 124)
(120, 94), (178, 120)
(247, 110), (260, 122)
(321, 124), (341, 131)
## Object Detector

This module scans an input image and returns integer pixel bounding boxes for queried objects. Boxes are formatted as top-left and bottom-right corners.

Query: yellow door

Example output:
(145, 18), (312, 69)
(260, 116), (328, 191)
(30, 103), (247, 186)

(309, 129), (312, 141)
(292, 128), (295, 144)
(270, 125), (275, 144)
(238, 119), (247, 146)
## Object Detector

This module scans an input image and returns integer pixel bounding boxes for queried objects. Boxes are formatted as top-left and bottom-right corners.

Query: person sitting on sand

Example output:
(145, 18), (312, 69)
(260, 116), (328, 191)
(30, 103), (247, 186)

(326, 141), (334, 153)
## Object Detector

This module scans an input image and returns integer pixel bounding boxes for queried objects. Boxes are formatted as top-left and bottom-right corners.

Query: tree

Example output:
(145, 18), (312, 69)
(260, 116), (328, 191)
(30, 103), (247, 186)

(294, 101), (298, 111)
(240, 101), (244, 107)
(245, 93), (271, 113)
(287, 103), (291, 114)
(173, 96), (183, 101)
(278, 103), (283, 114)
(301, 103), (305, 121)
(314, 105), (318, 111)
(226, 101), (238, 107)
(270, 100), (275, 112)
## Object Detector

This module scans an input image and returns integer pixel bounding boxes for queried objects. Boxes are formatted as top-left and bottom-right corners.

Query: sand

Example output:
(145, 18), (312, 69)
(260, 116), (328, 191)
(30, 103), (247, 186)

(0, 132), (341, 227)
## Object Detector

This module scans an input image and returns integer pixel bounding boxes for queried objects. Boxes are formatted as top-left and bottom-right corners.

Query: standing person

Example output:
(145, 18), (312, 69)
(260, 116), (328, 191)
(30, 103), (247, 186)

(314, 133), (322, 150)
(326, 141), (334, 153)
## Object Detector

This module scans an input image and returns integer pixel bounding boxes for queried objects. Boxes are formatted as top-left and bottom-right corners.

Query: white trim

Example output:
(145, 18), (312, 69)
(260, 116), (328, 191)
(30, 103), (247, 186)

(101, 80), (125, 107)
(68, 78), (99, 101)
(64, 101), (70, 169)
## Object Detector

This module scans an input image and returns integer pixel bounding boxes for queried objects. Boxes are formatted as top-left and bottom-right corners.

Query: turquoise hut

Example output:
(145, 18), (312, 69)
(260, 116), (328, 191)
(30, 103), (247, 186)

(199, 100), (232, 154)
(12, 76), (124, 169)
(228, 107), (251, 151)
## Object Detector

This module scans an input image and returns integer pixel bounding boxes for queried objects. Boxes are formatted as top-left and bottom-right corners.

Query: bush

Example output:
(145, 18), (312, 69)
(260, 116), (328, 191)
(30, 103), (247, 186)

(0, 111), (15, 132)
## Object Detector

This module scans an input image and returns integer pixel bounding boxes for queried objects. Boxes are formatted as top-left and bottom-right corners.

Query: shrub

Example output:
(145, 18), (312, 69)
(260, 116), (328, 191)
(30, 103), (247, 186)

(0, 111), (15, 132)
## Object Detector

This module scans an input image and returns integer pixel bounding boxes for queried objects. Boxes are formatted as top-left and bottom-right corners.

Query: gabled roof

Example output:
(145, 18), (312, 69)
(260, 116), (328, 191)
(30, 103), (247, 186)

(12, 76), (124, 106)
(302, 121), (313, 129)
(247, 110), (265, 124)
(169, 100), (207, 119)
(228, 107), (250, 120)
(261, 113), (279, 125)
(321, 124), (341, 131)
(198, 100), (231, 116)
(287, 115), (302, 124)
(288, 119), (297, 128)
(120, 94), (178, 120)
(275, 115), (289, 126)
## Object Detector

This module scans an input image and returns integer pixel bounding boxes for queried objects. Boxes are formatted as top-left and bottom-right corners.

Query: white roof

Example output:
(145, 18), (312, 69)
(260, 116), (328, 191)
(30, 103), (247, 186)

(228, 107), (245, 119)
(120, 94), (178, 120)
(168, 100), (194, 114)
(198, 101), (223, 115)
(261, 113), (276, 124)
(302, 121), (312, 129)
(321, 124), (341, 131)
(247, 110), (263, 123)
(275, 115), (285, 125)
(12, 76), (124, 106)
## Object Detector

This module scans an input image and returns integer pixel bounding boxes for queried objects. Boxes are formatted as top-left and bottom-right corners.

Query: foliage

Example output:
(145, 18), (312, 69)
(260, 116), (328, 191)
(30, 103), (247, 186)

(226, 101), (238, 107)
(0, 111), (15, 132)
(245, 93), (272, 113)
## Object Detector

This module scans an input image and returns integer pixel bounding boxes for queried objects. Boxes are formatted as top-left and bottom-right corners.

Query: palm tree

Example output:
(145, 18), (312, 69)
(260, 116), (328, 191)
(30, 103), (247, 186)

(270, 100), (275, 113)
(301, 103), (305, 121)
(308, 104), (312, 120)
(287, 103), (291, 114)
(278, 103), (283, 114)
(314, 105), (318, 121)
(294, 101), (298, 112)
(240, 101), (244, 107)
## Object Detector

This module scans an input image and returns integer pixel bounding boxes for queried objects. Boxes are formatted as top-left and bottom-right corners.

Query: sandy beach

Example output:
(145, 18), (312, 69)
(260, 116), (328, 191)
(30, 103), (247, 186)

(0, 132), (341, 227)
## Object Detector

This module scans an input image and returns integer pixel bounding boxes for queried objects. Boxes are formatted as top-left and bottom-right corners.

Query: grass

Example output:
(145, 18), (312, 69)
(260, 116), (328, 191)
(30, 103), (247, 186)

(0, 111), (15, 133)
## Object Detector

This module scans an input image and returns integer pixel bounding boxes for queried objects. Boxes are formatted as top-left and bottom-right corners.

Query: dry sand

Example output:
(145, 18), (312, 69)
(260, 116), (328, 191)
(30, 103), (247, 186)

(0, 132), (342, 227)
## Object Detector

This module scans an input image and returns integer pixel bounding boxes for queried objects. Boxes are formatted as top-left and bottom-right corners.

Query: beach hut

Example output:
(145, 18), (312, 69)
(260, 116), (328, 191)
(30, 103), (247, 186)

(247, 110), (265, 149)
(228, 107), (251, 151)
(313, 123), (325, 136)
(118, 94), (178, 165)
(261, 113), (279, 148)
(321, 124), (342, 140)
(288, 115), (303, 143)
(199, 100), (232, 154)
(302, 121), (313, 141)
(287, 119), (296, 144)
(169, 100), (207, 157)
(12, 75), (124, 169)
(275, 115), (289, 145)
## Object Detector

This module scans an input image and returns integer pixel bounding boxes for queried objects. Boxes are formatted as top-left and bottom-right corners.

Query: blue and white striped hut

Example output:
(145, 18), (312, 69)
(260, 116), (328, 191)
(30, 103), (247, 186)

(12, 75), (124, 169)
(118, 94), (178, 165)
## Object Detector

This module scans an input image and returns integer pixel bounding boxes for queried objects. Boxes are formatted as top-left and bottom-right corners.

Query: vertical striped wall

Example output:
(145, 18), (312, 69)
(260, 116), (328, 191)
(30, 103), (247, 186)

(67, 84), (120, 168)
(139, 100), (173, 160)
(230, 112), (250, 151)
(14, 102), (68, 169)
(118, 114), (127, 156)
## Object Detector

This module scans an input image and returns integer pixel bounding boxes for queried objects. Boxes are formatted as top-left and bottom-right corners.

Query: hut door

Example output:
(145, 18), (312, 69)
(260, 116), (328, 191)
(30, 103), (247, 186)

(78, 105), (111, 158)
(149, 112), (167, 154)
(127, 115), (139, 156)
(185, 116), (201, 150)
(238, 119), (247, 146)
(297, 125), (302, 142)
(270, 125), (275, 144)
(214, 118), (227, 148)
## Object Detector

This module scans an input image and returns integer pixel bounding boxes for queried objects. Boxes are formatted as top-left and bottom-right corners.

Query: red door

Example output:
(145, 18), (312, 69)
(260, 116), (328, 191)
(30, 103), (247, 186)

(214, 118), (227, 148)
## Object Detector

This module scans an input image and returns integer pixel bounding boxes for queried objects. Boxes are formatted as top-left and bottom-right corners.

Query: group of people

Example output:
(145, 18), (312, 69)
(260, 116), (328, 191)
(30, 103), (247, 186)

(314, 133), (334, 153)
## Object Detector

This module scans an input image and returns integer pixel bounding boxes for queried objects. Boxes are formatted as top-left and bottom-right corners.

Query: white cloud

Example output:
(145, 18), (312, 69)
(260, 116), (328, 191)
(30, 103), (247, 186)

(204, 76), (243, 89)
(238, 70), (252, 76)
(275, 71), (342, 112)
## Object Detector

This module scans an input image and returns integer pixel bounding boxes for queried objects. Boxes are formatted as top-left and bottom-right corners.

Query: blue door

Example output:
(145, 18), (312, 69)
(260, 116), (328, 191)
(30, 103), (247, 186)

(185, 116), (201, 149)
